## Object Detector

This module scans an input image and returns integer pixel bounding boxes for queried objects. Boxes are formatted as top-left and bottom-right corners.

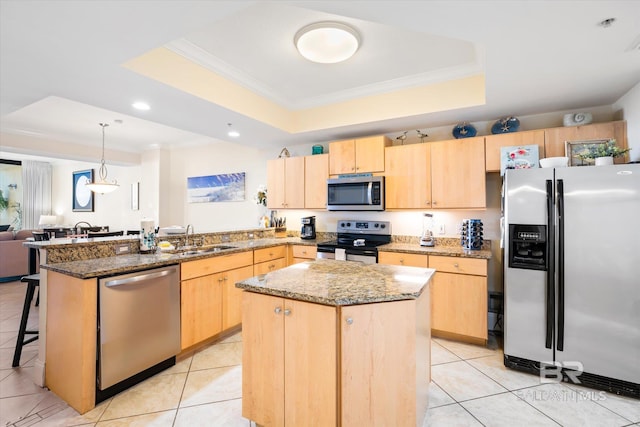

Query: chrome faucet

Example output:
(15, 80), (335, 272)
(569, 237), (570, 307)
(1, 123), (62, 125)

(74, 221), (92, 235)
(185, 224), (194, 248)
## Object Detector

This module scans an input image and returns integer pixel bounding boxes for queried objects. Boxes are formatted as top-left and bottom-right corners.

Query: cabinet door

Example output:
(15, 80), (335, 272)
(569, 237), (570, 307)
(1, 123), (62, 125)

(485, 130), (545, 172)
(181, 274), (222, 349)
(355, 135), (389, 173)
(329, 139), (356, 174)
(284, 299), (337, 426)
(221, 265), (254, 330)
(304, 154), (329, 209)
(341, 300), (416, 427)
(284, 157), (305, 208)
(242, 293), (285, 426)
(431, 136), (486, 208)
(385, 143), (431, 209)
(267, 158), (286, 209)
(544, 121), (627, 160)
(430, 272), (487, 341)
(378, 251), (429, 267)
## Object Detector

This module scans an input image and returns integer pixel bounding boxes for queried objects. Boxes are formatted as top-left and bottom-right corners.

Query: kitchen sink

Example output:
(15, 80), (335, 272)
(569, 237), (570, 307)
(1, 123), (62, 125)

(177, 245), (237, 256)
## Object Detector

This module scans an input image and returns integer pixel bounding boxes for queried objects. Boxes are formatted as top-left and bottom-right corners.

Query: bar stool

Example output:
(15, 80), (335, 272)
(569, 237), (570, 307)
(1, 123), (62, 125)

(12, 274), (40, 367)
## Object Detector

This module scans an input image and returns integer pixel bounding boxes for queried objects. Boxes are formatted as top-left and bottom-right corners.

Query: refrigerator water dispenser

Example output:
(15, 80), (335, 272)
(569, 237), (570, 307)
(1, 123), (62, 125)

(508, 224), (547, 270)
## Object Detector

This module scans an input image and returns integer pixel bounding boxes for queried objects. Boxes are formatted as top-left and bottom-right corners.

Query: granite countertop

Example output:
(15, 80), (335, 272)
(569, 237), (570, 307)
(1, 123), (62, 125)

(378, 242), (492, 259)
(39, 237), (316, 279)
(236, 258), (435, 306)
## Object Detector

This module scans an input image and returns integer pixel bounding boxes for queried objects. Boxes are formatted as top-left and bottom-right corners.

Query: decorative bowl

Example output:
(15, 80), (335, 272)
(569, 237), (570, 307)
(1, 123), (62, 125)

(491, 116), (520, 134)
(539, 157), (569, 168)
(452, 122), (477, 139)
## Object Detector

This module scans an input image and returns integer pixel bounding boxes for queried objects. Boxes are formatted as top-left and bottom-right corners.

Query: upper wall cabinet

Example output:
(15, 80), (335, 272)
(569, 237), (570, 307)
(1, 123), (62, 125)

(267, 157), (305, 209)
(544, 120), (628, 161)
(385, 143), (432, 209)
(329, 135), (391, 175)
(485, 130), (545, 172)
(431, 137), (486, 209)
(304, 154), (329, 209)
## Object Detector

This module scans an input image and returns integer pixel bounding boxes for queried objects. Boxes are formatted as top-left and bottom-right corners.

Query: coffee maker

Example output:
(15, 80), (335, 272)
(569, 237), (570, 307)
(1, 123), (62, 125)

(300, 216), (316, 240)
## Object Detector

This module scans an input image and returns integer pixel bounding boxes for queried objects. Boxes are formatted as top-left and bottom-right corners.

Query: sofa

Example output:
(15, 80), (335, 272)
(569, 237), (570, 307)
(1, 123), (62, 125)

(0, 229), (39, 281)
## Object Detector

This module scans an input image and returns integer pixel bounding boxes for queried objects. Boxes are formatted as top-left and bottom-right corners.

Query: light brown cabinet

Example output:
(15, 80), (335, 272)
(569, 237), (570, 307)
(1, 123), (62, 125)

(242, 292), (337, 427)
(267, 157), (305, 209)
(430, 136), (486, 209)
(329, 135), (391, 175)
(384, 143), (432, 209)
(254, 245), (287, 274)
(304, 154), (329, 209)
(544, 120), (627, 162)
(379, 252), (488, 344)
(485, 130), (545, 172)
(180, 251), (253, 349)
(242, 290), (429, 427)
(289, 244), (317, 265)
(429, 255), (488, 344)
(378, 251), (428, 267)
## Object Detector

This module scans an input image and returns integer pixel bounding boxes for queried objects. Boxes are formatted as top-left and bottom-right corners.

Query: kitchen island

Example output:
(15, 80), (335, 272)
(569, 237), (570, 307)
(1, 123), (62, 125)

(236, 259), (435, 427)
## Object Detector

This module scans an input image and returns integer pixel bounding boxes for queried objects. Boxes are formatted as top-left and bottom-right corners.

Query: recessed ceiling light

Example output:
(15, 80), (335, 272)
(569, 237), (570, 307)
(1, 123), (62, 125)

(227, 123), (240, 138)
(294, 22), (360, 64)
(132, 101), (150, 111)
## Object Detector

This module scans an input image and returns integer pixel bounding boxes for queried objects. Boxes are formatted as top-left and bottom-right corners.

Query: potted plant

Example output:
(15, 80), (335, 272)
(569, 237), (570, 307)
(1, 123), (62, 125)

(575, 139), (631, 166)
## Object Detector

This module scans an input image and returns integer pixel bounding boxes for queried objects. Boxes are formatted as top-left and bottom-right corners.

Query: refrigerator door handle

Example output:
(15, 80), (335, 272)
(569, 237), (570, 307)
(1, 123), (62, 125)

(545, 179), (554, 350)
(557, 179), (565, 351)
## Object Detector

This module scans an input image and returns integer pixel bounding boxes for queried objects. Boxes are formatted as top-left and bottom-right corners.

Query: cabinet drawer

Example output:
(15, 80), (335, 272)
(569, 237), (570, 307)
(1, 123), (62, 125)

(428, 256), (487, 276)
(378, 251), (428, 267)
(291, 245), (317, 259)
(181, 251), (253, 280)
(254, 245), (287, 264)
(254, 257), (287, 275)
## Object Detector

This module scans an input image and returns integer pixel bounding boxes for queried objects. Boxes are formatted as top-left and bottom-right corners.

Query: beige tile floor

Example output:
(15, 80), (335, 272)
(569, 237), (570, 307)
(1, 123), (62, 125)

(1, 280), (638, 427)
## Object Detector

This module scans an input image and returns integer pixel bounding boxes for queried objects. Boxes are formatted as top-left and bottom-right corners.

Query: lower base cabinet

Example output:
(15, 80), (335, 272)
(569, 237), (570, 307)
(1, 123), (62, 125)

(429, 256), (488, 344)
(242, 290), (430, 427)
(378, 251), (488, 344)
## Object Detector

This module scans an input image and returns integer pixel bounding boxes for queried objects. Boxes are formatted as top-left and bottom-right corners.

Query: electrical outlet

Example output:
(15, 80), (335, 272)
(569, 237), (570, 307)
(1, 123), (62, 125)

(115, 244), (130, 255)
(438, 224), (446, 235)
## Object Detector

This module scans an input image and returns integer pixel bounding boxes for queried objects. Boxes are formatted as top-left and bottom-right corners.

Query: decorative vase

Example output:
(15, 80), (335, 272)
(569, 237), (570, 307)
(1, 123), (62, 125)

(595, 156), (613, 166)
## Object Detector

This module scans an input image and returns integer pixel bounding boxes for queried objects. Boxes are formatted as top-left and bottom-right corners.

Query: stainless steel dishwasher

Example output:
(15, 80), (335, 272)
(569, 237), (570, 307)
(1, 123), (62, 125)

(97, 265), (180, 399)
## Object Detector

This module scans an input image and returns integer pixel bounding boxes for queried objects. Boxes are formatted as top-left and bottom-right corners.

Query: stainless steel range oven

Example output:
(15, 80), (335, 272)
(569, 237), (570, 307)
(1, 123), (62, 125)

(317, 220), (391, 264)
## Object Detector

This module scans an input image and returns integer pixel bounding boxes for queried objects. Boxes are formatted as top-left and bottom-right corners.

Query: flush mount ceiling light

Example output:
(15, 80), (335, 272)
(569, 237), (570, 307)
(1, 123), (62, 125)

(85, 123), (119, 194)
(294, 22), (360, 64)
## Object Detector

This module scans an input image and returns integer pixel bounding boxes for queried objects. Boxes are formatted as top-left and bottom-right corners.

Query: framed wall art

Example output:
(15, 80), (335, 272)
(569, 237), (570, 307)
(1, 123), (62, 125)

(565, 139), (609, 166)
(187, 172), (245, 203)
(131, 182), (139, 211)
(72, 169), (94, 212)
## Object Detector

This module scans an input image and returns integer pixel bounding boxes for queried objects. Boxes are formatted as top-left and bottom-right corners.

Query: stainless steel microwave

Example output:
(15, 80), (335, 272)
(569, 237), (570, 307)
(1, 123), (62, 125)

(327, 176), (384, 211)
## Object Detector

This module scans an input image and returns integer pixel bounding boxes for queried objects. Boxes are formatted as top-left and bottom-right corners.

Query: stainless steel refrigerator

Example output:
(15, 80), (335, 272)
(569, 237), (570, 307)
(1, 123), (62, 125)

(503, 164), (640, 398)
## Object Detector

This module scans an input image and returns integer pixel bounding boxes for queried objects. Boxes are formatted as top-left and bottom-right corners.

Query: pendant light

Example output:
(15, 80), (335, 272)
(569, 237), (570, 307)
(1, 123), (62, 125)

(85, 123), (119, 194)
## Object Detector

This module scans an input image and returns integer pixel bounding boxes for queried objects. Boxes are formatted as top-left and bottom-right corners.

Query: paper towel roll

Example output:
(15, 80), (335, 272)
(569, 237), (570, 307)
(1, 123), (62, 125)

(335, 248), (346, 261)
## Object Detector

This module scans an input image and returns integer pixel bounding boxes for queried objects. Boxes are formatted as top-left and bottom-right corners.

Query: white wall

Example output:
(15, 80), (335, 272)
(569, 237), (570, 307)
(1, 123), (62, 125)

(613, 81), (640, 162)
(51, 161), (142, 231)
(165, 141), (273, 232)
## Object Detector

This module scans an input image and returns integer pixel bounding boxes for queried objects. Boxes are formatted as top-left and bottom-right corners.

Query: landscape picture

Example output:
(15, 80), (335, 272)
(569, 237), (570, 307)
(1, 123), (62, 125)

(187, 172), (246, 203)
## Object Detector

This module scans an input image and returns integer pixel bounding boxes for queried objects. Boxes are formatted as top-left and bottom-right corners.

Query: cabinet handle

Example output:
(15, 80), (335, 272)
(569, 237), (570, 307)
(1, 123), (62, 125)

(433, 201), (438, 205)
(399, 258), (404, 264)
(284, 308), (291, 316)
(454, 263), (459, 268)
(218, 277), (224, 283)
(345, 317), (353, 325)
(425, 200), (430, 205)
(274, 307), (282, 314)
(223, 276), (228, 281)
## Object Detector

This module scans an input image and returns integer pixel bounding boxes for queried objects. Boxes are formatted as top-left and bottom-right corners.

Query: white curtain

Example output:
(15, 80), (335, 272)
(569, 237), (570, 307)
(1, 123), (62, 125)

(21, 160), (52, 230)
